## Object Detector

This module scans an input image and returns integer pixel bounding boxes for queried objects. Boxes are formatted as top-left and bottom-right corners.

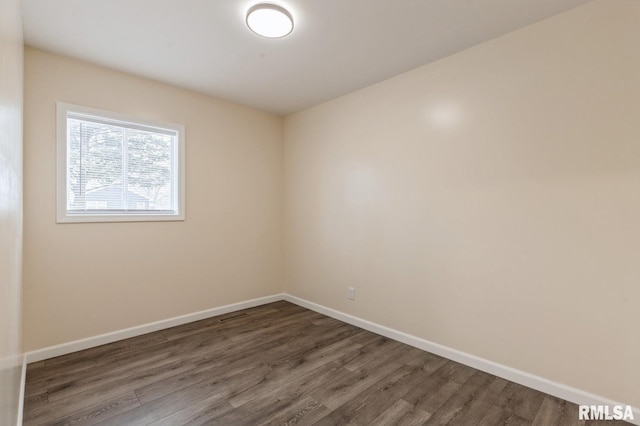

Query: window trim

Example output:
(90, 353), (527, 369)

(56, 102), (186, 223)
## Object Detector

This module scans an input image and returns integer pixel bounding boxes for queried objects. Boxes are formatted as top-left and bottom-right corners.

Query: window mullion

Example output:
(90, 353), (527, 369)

(79, 122), (85, 210)
(123, 127), (129, 210)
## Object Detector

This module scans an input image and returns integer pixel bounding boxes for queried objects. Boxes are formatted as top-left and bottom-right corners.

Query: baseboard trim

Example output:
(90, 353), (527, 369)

(283, 293), (639, 425)
(21, 292), (638, 424)
(17, 354), (26, 426)
(25, 294), (284, 363)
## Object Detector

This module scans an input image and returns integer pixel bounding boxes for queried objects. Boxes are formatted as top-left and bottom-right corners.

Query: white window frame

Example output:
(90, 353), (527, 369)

(56, 102), (185, 223)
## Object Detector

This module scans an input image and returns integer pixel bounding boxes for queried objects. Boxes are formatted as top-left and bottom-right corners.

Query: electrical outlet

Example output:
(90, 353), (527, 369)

(348, 287), (355, 300)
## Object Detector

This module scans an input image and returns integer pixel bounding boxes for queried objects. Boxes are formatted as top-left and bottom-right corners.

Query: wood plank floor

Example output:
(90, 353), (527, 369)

(24, 301), (629, 425)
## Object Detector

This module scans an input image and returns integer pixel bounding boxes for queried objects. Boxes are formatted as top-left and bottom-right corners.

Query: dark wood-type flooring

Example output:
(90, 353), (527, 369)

(24, 301), (629, 425)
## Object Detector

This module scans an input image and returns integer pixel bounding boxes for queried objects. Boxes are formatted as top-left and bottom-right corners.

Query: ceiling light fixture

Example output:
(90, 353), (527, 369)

(246, 3), (294, 38)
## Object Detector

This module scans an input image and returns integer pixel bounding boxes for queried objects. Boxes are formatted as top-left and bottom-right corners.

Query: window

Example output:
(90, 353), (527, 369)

(56, 102), (185, 223)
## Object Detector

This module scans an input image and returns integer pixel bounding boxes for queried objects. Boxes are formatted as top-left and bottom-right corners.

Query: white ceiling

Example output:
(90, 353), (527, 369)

(22, 0), (592, 115)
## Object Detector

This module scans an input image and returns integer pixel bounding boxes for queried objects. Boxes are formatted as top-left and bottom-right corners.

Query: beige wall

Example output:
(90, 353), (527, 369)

(23, 48), (284, 351)
(284, 0), (640, 408)
(21, 0), (640, 412)
(0, 0), (23, 423)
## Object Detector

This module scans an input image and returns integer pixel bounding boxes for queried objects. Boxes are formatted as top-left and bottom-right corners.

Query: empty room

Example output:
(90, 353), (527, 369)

(1, 0), (638, 424)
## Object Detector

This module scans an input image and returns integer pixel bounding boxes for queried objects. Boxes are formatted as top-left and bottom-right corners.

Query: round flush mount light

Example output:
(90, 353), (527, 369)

(246, 3), (294, 38)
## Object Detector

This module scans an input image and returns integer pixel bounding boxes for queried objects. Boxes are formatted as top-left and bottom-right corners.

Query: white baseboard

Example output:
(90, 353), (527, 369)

(25, 294), (284, 363)
(17, 354), (26, 426)
(283, 293), (640, 425)
(21, 292), (638, 424)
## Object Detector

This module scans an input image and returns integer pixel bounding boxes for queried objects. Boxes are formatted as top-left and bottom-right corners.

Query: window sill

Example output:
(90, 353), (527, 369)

(56, 213), (185, 224)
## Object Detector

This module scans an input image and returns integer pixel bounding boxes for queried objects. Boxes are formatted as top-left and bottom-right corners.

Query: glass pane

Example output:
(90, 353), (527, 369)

(67, 119), (124, 210)
(126, 128), (173, 211)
